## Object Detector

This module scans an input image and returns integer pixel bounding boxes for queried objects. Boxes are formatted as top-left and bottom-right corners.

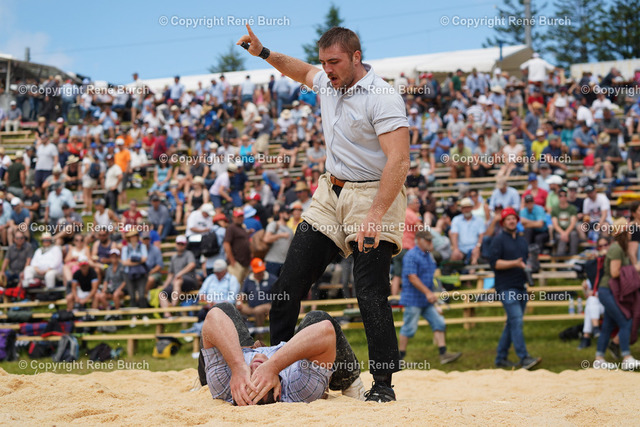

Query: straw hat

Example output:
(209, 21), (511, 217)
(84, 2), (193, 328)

(125, 228), (139, 238)
(611, 217), (629, 236)
(280, 109), (292, 120)
(597, 132), (611, 145)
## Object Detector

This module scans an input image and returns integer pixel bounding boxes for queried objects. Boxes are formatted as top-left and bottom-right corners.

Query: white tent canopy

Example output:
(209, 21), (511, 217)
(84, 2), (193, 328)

(415, 45), (528, 74)
(135, 44), (530, 93)
(571, 58), (640, 81)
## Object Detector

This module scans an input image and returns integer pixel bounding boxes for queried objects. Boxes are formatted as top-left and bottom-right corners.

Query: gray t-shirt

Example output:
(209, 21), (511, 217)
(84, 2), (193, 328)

(170, 250), (196, 280)
(7, 243), (33, 274)
(264, 221), (293, 264)
(105, 263), (126, 293)
(313, 64), (408, 181)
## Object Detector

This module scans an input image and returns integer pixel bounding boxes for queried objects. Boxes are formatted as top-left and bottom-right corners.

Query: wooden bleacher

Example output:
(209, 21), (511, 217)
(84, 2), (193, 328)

(0, 112), (607, 356)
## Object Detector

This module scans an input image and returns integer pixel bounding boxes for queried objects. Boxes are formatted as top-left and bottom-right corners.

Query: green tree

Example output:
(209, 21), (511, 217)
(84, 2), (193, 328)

(545, 0), (603, 68)
(596, 0), (640, 60)
(209, 42), (246, 73)
(483, 0), (547, 52)
(302, 4), (344, 64)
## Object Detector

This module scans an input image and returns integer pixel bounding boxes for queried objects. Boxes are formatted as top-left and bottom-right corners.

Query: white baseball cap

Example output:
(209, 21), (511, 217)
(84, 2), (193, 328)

(213, 259), (227, 272)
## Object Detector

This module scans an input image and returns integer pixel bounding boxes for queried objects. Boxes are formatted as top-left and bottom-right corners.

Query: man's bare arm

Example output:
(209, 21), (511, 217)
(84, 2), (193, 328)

(356, 127), (410, 251)
(250, 320), (336, 404)
(201, 307), (257, 406)
(237, 24), (320, 89)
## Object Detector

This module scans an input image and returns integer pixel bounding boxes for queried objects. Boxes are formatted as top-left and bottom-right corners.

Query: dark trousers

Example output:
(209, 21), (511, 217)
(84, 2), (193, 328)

(269, 220), (400, 375)
(523, 228), (548, 249)
(105, 190), (119, 212)
(126, 275), (148, 308)
(211, 302), (360, 391)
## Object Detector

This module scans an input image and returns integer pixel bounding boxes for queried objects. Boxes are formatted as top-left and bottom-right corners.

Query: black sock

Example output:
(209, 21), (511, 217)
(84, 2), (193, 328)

(439, 346), (447, 355)
(373, 373), (392, 387)
(399, 351), (406, 360)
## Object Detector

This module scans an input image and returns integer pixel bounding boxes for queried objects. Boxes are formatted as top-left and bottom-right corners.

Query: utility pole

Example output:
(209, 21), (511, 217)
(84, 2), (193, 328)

(524, 0), (532, 48)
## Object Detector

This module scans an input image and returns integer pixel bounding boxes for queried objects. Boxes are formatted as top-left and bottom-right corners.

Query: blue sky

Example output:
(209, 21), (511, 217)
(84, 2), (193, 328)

(1, 0), (566, 83)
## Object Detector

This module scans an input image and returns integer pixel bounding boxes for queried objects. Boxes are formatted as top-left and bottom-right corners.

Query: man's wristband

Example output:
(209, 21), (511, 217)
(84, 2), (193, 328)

(259, 47), (270, 60)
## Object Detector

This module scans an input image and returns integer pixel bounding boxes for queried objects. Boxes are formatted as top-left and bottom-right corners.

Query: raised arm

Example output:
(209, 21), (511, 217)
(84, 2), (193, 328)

(237, 25), (320, 89)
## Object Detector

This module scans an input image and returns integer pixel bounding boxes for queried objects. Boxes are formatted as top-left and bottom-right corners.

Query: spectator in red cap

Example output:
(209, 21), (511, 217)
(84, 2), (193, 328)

(236, 258), (277, 331)
(223, 208), (251, 282)
(488, 207), (541, 370)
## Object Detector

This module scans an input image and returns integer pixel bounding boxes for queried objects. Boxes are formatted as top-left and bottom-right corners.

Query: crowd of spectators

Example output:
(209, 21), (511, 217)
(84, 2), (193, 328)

(0, 57), (639, 321)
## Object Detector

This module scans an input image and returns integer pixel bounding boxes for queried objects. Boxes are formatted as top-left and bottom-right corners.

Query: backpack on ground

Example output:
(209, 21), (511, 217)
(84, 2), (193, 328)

(28, 331), (63, 359)
(88, 343), (113, 362)
(200, 229), (222, 258)
(152, 336), (181, 358)
(53, 334), (79, 362)
(0, 329), (17, 361)
(559, 324), (583, 341)
(97, 315), (118, 333)
(53, 310), (76, 322)
(7, 310), (33, 323)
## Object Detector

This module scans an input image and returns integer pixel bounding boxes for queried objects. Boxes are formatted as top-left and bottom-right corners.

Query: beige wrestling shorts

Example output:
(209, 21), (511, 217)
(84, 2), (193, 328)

(301, 172), (406, 257)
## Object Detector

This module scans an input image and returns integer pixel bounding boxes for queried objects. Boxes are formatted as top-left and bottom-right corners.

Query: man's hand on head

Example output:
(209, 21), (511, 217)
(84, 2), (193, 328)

(250, 361), (281, 404)
(229, 364), (257, 406)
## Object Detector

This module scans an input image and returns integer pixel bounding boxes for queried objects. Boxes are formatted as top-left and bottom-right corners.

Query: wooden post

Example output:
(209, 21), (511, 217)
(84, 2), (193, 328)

(463, 308), (476, 329)
(155, 324), (164, 335)
(127, 338), (136, 357)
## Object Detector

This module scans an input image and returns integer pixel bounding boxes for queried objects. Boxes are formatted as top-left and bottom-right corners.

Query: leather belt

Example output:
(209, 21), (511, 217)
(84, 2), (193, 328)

(329, 175), (378, 188)
(329, 175), (347, 188)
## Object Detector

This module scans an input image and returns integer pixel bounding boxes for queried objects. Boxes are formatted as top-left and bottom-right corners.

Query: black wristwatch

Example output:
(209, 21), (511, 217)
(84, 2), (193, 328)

(259, 47), (270, 60)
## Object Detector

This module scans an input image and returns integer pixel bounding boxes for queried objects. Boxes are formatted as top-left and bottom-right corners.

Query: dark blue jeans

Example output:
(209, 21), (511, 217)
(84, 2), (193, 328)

(265, 261), (282, 279)
(596, 287), (631, 357)
(496, 288), (529, 364)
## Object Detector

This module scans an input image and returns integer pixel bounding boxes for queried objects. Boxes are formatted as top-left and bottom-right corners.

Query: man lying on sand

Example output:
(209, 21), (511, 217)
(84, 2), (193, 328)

(198, 302), (366, 405)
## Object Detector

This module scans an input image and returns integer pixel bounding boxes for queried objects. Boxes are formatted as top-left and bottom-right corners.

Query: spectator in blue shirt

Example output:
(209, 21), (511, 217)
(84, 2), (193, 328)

(570, 121), (595, 158)
(488, 207), (541, 370)
(199, 259), (240, 307)
(489, 177), (520, 211)
(236, 258), (276, 329)
(8, 198), (30, 246)
(169, 75), (185, 104)
(540, 134), (567, 174)
(450, 198), (485, 265)
(243, 205), (262, 236)
(398, 231), (462, 364)
(520, 194), (549, 249)
(430, 129), (451, 163)
(142, 231), (164, 293)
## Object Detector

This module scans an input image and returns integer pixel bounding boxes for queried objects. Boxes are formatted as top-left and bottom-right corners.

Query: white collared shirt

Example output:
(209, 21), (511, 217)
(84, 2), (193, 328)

(313, 64), (408, 181)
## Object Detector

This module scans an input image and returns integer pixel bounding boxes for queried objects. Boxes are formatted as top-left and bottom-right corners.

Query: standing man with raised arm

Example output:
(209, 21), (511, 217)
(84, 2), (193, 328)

(237, 25), (409, 402)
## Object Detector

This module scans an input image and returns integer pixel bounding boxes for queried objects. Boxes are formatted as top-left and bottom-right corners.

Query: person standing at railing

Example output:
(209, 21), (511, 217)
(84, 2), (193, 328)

(488, 207), (542, 370)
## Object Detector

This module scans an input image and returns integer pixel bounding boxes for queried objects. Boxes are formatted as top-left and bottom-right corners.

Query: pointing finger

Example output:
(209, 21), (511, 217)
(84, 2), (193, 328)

(246, 24), (256, 37)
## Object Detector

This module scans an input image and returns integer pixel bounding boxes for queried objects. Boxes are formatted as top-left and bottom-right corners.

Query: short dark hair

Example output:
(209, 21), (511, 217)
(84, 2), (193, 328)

(317, 27), (362, 59)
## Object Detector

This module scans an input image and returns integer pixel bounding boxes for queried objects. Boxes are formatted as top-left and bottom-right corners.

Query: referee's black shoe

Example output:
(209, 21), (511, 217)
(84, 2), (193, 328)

(364, 381), (396, 402)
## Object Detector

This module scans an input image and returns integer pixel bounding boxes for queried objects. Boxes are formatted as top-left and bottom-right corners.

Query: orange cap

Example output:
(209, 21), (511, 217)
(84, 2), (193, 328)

(250, 258), (266, 273)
